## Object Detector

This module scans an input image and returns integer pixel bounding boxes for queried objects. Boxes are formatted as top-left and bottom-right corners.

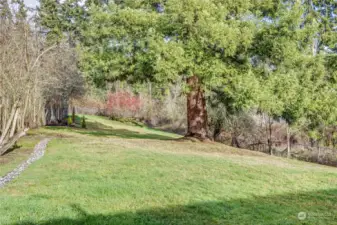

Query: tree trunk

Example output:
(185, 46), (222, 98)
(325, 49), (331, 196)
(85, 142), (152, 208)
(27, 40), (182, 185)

(72, 106), (76, 124)
(49, 104), (57, 125)
(0, 129), (28, 156)
(317, 142), (321, 163)
(231, 134), (241, 148)
(287, 125), (291, 158)
(213, 123), (222, 141)
(148, 81), (153, 117)
(268, 117), (273, 155)
(186, 75), (208, 140)
(9, 107), (19, 138)
(0, 102), (18, 144)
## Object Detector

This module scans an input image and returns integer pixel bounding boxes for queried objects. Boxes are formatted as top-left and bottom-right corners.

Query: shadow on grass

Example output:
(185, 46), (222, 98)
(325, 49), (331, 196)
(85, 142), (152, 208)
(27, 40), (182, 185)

(13, 189), (337, 225)
(46, 121), (175, 141)
(1, 144), (21, 156)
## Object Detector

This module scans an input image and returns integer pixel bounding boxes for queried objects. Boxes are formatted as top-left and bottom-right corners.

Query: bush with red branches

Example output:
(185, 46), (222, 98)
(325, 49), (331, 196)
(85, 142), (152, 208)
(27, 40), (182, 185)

(105, 91), (142, 118)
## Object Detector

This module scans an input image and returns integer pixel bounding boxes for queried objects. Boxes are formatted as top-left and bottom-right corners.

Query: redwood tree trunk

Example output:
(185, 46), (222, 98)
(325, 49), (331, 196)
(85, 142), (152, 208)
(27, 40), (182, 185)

(186, 75), (208, 140)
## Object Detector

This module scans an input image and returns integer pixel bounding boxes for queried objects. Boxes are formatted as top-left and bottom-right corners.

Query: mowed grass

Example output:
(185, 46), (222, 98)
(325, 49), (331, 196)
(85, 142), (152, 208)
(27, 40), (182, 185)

(0, 115), (336, 225)
(0, 135), (43, 177)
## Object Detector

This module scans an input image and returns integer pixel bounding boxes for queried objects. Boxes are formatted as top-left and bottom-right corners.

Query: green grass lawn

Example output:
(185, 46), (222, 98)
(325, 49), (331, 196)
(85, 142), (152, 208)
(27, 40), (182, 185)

(0, 115), (336, 225)
(0, 135), (43, 177)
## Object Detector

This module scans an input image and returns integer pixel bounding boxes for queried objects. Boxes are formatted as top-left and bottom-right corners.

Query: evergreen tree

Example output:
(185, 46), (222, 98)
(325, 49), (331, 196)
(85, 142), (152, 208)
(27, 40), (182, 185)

(38, 0), (63, 44)
(12, 0), (27, 22)
(38, 0), (86, 45)
(254, 0), (336, 155)
(302, 0), (337, 54)
(80, 0), (279, 139)
(60, 0), (86, 46)
(0, 0), (12, 22)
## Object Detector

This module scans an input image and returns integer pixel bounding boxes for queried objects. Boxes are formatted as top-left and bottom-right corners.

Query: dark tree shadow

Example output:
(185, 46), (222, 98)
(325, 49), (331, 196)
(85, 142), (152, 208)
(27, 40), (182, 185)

(2, 143), (21, 155)
(46, 121), (176, 141)
(12, 188), (337, 225)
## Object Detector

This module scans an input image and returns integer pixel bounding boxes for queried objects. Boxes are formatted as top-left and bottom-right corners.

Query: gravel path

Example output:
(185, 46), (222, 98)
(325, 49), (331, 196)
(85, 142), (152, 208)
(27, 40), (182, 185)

(0, 138), (50, 188)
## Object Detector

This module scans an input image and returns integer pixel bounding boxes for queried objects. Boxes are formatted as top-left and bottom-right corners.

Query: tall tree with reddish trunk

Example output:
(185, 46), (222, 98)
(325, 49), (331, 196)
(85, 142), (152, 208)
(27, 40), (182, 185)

(80, 0), (279, 139)
(186, 76), (208, 139)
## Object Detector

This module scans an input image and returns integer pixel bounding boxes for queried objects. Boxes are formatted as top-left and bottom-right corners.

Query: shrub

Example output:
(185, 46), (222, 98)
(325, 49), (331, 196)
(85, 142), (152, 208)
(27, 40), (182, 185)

(105, 91), (142, 118)
(73, 81), (187, 133)
(67, 117), (73, 126)
(81, 116), (87, 129)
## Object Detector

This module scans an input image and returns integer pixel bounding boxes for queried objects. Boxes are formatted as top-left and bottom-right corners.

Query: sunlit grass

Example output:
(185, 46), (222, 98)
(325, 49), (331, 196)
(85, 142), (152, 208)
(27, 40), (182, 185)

(0, 115), (336, 225)
(0, 135), (42, 177)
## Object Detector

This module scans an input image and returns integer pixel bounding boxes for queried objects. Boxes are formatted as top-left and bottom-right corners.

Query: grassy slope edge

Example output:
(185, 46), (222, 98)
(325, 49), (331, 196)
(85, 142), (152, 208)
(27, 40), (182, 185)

(0, 115), (336, 225)
(0, 135), (43, 177)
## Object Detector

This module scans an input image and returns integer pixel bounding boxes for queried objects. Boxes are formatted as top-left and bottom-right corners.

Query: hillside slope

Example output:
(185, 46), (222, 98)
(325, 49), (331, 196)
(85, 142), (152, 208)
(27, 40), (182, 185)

(0, 115), (336, 225)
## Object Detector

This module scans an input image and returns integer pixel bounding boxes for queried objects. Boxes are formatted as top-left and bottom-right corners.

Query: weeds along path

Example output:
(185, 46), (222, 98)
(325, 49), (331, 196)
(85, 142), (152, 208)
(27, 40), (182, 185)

(0, 138), (50, 188)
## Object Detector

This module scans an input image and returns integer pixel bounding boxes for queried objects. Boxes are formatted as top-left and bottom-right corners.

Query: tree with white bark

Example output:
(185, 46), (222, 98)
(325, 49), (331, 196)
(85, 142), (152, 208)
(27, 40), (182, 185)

(0, 0), (84, 155)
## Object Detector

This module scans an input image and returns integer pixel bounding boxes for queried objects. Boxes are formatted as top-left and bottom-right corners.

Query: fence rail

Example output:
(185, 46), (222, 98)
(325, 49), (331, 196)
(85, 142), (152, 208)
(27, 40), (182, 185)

(246, 141), (337, 166)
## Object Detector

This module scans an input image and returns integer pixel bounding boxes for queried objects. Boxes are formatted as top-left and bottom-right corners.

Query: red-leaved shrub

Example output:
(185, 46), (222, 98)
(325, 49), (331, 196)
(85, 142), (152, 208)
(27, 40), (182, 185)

(105, 91), (142, 118)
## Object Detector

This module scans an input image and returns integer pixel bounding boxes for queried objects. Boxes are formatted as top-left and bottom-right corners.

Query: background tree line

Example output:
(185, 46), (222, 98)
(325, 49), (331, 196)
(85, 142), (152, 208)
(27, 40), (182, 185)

(1, 0), (337, 165)
(0, 0), (84, 155)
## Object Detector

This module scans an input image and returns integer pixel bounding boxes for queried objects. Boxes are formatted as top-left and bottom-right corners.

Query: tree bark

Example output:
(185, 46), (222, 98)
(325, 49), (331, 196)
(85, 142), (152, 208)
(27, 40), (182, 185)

(72, 106), (76, 124)
(0, 101), (18, 144)
(213, 123), (222, 141)
(287, 125), (291, 158)
(0, 129), (28, 156)
(186, 75), (208, 140)
(231, 134), (241, 148)
(9, 107), (19, 138)
(317, 144), (321, 163)
(268, 117), (273, 155)
(49, 104), (57, 125)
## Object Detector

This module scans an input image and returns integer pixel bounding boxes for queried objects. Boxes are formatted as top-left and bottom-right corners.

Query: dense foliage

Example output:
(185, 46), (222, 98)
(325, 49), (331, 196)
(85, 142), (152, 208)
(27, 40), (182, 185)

(3, 0), (337, 148)
(76, 0), (336, 140)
